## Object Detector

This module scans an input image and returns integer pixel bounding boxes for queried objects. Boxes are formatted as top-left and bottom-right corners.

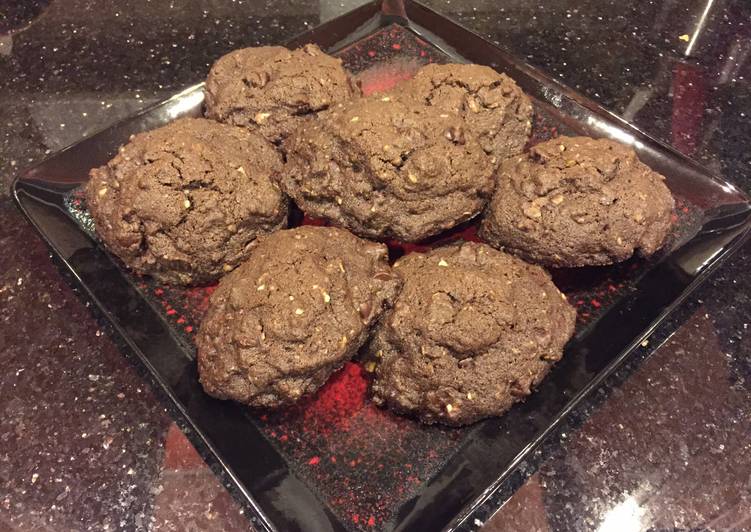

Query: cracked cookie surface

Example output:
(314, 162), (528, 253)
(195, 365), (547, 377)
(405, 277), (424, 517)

(400, 63), (533, 160)
(196, 226), (401, 407)
(369, 241), (576, 426)
(85, 117), (286, 285)
(281, 94), (495, 242)
(204, 44), (360, 144)
(479, 136), (675, 267)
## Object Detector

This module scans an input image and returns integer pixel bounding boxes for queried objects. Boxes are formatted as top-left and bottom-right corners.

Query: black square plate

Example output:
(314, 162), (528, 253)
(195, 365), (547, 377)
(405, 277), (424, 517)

(12, 1), (751, 530)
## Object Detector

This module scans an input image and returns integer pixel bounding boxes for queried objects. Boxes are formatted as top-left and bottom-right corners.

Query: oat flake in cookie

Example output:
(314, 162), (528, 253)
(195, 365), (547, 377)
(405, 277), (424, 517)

(196, 226), (401, 408)
(401, 63), (533, 160)
(281, 94), (495, 242)
(369, 242), (576, 426)
(204, 44), (360, 144)
(85, 117), (286, 286)
(479, 136), (675, 268)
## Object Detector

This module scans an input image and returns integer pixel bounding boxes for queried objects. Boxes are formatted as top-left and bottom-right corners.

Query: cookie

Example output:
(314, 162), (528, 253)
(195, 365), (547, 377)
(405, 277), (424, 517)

(204, 44), (360, 143)
(281, 94), (495, 242)
(196, 226), (401, 407)
(85, 117), (286, 285)
(401, 63), (533, 160)
(369, 241), (576, 426)
(479, 136), (675, 267)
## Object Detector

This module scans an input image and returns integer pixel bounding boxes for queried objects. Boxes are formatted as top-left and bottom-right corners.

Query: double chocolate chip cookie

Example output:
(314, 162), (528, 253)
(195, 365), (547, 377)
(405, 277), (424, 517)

(401, 63), (533, 160)
(479, 136), (675, 267)
(196, 226), (401, 408)
(85, 117), (286, 285)
(205, 44), (360, 143)
(281, 94), (495, 242)
(369, 241), (576, 426)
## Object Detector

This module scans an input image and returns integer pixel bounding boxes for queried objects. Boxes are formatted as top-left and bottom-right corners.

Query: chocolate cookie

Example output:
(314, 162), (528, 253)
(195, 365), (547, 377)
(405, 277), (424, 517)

(85, 117), (286, 285)
(401, 63), (533, 160)
(204, 44), (360, 143)
(196, 226), (401, 407)
(479, 136), (675, 267)
(369, 242), (576, 426)
(281, 94), (495, 242)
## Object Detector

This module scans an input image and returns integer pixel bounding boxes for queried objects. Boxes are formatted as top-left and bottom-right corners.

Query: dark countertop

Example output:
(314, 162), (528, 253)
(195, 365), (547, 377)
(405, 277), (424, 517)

(1, 1), (749, 530)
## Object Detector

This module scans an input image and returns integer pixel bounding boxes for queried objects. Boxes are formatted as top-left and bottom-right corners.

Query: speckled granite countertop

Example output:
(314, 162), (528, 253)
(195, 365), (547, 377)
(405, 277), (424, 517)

(1, 1), (749, 530)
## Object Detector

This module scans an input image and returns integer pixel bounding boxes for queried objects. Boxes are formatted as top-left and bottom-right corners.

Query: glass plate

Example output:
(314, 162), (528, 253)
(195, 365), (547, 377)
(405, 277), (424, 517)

(12, 1), (751, 530)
